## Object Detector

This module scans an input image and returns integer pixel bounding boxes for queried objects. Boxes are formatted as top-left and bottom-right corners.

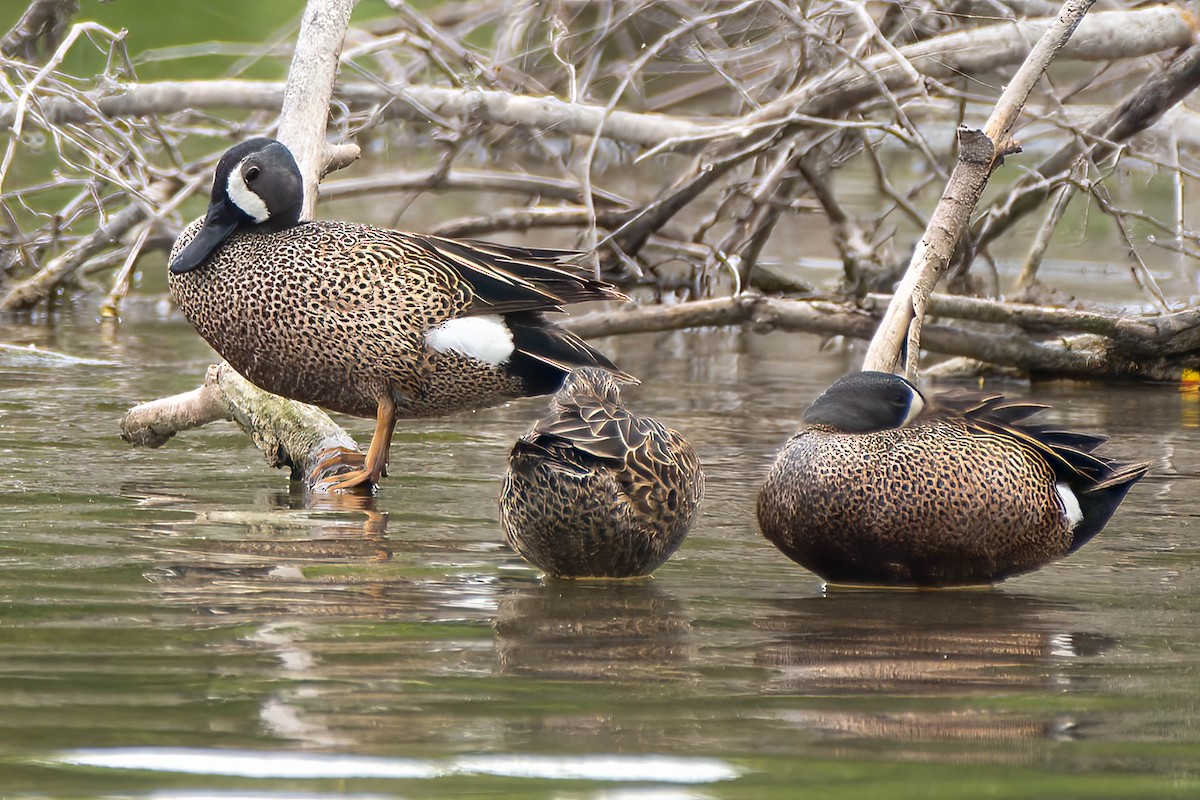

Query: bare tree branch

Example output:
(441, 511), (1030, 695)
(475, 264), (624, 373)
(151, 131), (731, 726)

(121, 363), (358, 484)
(862, 0), (1098, 377)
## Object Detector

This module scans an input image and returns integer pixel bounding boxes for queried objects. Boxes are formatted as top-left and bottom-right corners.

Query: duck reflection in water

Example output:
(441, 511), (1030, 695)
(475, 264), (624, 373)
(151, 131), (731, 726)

(493, 579), (693, 681)
(754, 592), (1111, 747)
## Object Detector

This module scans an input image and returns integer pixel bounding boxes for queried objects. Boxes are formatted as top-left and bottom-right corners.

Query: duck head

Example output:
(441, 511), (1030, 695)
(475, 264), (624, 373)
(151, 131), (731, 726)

(803, 370), (927, 433)
(169, 138), (303, 274)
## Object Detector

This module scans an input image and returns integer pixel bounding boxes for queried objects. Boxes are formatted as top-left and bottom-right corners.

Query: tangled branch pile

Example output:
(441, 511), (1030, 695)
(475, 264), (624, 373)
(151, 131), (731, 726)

(4, 0), (1200, 379)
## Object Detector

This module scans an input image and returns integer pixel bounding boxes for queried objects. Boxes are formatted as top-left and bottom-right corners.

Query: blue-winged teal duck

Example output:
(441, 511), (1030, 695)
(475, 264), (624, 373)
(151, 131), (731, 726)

(499, 367), (704, 578)
(757, 371), (1149, 587)
(169, 138), (630, 492)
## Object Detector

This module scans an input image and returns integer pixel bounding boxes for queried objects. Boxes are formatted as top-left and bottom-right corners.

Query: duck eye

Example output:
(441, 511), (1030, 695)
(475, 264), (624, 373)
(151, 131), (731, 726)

(245, 165), (261, 182)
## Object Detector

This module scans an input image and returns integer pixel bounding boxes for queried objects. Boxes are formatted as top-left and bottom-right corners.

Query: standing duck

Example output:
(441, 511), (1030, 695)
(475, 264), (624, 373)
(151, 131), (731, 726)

(757, 371), (1149, 587)
(500, 368), (704, 578)
(168, 138), (630, 492)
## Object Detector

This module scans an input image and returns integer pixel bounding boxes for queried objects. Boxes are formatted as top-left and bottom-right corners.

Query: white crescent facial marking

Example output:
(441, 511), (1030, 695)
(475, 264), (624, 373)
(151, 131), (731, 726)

(425, 315), (514, 366)
(1055, 482), (1083, 529)
(226, 158), (270, 223)
(900, 388), (925, 426)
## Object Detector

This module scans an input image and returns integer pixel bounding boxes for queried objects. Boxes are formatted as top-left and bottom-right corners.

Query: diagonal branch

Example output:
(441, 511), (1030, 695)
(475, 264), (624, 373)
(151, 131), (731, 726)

(861, 0), (1098, 378)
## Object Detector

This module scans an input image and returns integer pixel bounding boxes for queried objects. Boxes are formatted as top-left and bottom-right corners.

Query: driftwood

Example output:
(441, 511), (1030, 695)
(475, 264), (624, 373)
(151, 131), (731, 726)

(564, 292), (1200, 381)
(120, 363), (358, 482)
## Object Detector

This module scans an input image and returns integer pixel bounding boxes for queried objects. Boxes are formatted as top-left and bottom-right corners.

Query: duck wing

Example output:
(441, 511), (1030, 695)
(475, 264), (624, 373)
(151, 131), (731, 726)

(415, 234), (627, 315)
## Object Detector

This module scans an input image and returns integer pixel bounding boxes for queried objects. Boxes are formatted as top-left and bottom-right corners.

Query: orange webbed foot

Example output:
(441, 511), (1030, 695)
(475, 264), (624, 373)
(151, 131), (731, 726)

(313, 446), (366, 474)
(309, 397), (397, 495)
(312, 467), (379, 495)
(310, 447), (382, 494)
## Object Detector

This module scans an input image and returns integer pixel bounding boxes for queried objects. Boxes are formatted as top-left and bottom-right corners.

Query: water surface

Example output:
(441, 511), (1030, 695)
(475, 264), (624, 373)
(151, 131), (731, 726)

(0, 302), (1197, 798)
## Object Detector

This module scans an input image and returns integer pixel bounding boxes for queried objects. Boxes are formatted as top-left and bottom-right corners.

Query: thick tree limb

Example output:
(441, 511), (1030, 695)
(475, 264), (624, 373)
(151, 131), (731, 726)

(861, 0), (1097, 377)
(121, 364), (358, 485)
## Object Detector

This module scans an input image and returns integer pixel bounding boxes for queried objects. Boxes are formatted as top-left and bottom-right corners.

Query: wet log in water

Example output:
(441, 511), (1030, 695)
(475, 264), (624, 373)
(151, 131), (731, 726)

(120, 363), (358, 486)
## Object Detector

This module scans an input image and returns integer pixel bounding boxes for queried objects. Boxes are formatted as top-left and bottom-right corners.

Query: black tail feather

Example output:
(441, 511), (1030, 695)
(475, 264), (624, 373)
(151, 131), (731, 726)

(505, 311), (636, 396)
(1070, 461), (1150, 552)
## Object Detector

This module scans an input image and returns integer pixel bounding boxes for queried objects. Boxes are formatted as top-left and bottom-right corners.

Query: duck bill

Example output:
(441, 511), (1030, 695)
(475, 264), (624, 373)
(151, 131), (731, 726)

(169, 210), (239, 275)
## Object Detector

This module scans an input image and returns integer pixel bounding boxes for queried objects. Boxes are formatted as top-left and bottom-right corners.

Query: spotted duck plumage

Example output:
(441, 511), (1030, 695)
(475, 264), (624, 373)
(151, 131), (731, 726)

(499, 367), (704, 579)
(168, 138), (631, 492)
(756, 371), (1149, 587)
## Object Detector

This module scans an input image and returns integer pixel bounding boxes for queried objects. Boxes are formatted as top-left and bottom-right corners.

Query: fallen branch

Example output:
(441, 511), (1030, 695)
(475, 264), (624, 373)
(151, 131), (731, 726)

(562, 292), (1200, 381)
(121, 363), (357, 485)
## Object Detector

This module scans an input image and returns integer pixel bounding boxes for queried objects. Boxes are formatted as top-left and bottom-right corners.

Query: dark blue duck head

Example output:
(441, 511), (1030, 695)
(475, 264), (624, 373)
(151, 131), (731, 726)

(170, 138), (304, 274)
(803, 371), (927, 433)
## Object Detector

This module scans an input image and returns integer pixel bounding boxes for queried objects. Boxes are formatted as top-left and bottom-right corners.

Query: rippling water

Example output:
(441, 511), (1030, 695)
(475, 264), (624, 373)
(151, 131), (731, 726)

(1, 301), (1197, 798)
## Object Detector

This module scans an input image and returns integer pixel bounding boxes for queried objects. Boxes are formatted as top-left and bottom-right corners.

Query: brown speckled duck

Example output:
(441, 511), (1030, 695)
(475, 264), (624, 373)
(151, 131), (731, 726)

(757, 371), (1149, 587)
(169, 138), (630, 492)
(499, 368), (704, 579)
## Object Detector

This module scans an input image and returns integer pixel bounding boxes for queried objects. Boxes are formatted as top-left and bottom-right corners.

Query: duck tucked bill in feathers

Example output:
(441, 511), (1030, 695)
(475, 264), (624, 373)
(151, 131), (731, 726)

(169, 138), (631, 493)
(756, 371), (1149, 587)
(500, 368), (704, 579)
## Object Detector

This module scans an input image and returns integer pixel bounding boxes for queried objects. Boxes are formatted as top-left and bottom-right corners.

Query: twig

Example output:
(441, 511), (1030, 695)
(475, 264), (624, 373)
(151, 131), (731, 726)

(319, 168), (633, 208)
(1, 0), (79, 61)
(100, 222), (151, 317)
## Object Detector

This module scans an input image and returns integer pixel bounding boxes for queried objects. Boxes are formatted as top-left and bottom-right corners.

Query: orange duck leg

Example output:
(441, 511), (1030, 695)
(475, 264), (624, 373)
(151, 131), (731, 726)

(312, 396), (397, 493)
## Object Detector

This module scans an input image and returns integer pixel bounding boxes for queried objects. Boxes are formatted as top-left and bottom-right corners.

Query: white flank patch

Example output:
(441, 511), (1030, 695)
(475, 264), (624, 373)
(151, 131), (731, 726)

(900, 388), (925, 426)
(226, 159), (270, 222)
(1056, 482), (1083, 529)
(426, 315), (514, 365)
